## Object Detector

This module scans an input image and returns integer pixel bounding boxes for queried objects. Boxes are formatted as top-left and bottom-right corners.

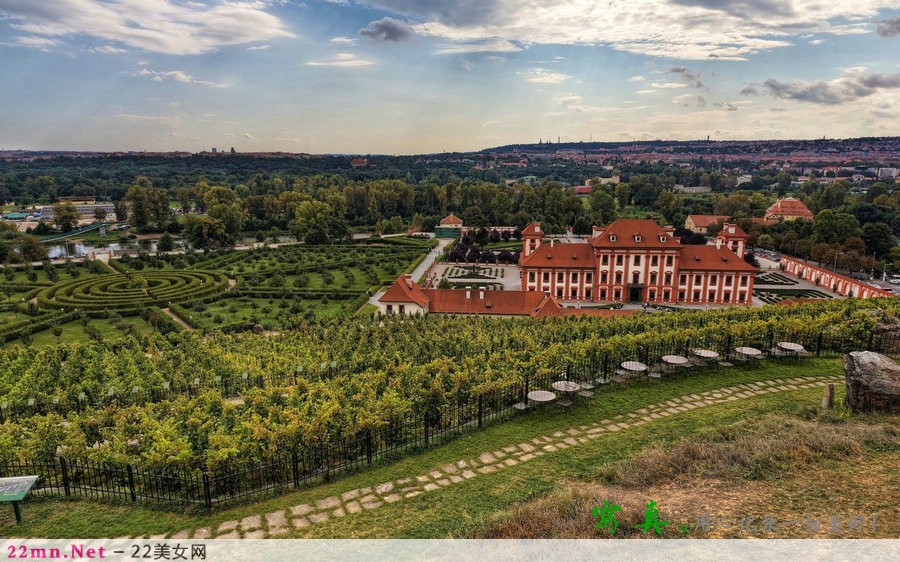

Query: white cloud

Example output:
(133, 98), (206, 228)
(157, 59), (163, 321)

(522, 67), (572, 84)
(12, 35), (60, 50)
(127, 68), (229, 88)
(246, 44), (271, 51)
(809, 39), (825, 45)
(651, 82), (688, 89)
(330, 36), (357, 46)
(628, 75), (646, 82)
(0, 0), (295, 55)
(305, 53), (376, 67)
(363, 0), (897, 60)
(433, 37), (522, 54)
(637, 89), (657, 94)
(90, 45), (129, 54)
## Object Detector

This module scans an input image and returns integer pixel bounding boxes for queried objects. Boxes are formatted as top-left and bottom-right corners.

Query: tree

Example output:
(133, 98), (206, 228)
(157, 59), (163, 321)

(207, 203), (244, 242)
(813, 209), (860, 244)
(52, 202), (79, 232)
(862, 222), (894, 259)
(614, 184), (631, 209)
(113, 200), (128, 222)
(182, 215), (227, 250)
(15, 235), (48, 262)
(157, 232), (176, 253)
(93, 207), (107, 222)
(653, 191), (682, 223)
(125, 182), (152, 231)
(590, 190), (617, 226)
(291, 200), (332, 244)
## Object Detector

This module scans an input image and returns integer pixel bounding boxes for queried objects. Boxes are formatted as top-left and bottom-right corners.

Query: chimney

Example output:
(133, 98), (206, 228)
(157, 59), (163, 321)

(550, 239), (555, 248)
(465, 288), (471, 299)
(716, 238), (722, 249)
(479, 287), (485, 300)
(404, 274), (413, 288)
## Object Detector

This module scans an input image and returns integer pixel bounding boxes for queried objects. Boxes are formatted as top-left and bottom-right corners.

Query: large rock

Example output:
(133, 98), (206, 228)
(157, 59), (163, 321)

(844, 351), (900, 413)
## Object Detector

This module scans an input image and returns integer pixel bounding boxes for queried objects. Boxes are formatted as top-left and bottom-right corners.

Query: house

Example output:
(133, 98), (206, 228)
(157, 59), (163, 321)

(377, 274), (430, 315)
(764, 197), (814, 222)
(519, 219), (756, 306)
(684, 215), (730, 235)
(716, 223), (748, 258)
(434, 213), (464, 239)
(350, 157), (368, 168)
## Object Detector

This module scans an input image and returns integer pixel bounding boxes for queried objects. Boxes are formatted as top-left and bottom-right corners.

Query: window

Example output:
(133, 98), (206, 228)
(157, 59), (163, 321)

(600, 288), (607, 300)
(663, 289), (671, 300)
(634, 235), (642, 242)
(571, 288), (578, 298)
(614, 288), (622, 300)
(386, 304), (393, 314)
(724, 291), (732, 302)
(710, 275), (718, 285)
(571, 272), (579, 283)
(650, 272), (658, 284)
(528, 271), (536, 283)
(601, 255), (609, 265)
(543, 272), (550, 283)
(615, 272), (623, 284)
(585, 272), (592, 283)
(708, 290), (715, 301)
(634, 255), (641, 266)
(725, 275), (732, 286)
(649, 289), (657, 300)
(557, 272), (564, 283)
(399, 305), (405, 314)
(740, 276), (748, 286)
(632, 272), (640, 284)
(601, 272), (608, 283)
(585, 288), (592, 299)
(664, 272), (672, 285)
(740, 291), (747, 302)
(678, 290), (686, 301)
(659, 236), (667, 242)
(694, 274), (702, 284)
(666, 255), (673, 267)
(556, 287), (563, 297)
(616, 255), (624, 266)
(680, 274), (687, 285)
(693, 290), (701, 301)
(651, 255), (658, 267)
(609, 235), (617, 242)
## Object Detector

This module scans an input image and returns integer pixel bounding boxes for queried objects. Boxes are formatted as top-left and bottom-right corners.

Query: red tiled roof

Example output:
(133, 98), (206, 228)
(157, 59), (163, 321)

(678, 245), (758, 272)
(519, 242), (595, 268)
(531, 295), (566, 318)
(572, 185), (592, 195)
(422, 289), (545, 316)
(687, 214), (729, 228)
(590, 219), (682, 249)
(765, 197), (813, 220)
(379, 275), (429, 307)
(439, 213), (463, 226)
(718, 223), (748, 238)
(521, 222), (541, 237)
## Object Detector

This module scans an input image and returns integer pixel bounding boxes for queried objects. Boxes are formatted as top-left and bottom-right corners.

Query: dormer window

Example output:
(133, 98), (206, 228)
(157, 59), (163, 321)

(609, 235), (617, 242)
(659, 236), (667, 242)
(634, 235), (642, 242)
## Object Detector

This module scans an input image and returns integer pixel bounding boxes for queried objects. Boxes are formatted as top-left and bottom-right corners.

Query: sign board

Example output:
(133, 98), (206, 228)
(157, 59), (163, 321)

(0, 475), (38, 502)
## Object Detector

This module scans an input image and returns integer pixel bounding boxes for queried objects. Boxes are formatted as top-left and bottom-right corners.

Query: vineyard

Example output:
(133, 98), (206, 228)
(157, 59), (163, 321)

(0, 298), (897, 508)
(0, 239), (432, 344)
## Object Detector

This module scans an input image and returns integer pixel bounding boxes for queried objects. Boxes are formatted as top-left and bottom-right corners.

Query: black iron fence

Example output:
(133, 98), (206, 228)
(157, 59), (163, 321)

(2, 327), (897, 510)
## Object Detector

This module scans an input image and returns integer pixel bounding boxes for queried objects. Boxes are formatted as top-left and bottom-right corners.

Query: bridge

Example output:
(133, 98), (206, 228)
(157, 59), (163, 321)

(40, 222), (115, 243)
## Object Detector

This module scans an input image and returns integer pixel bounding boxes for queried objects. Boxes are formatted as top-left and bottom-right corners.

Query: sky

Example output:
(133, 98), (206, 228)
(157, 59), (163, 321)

(0, 1), (898, 154)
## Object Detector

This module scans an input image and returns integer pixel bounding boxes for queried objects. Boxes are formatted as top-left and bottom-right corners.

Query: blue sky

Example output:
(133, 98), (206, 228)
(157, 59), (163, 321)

(0, 1), (898, 154)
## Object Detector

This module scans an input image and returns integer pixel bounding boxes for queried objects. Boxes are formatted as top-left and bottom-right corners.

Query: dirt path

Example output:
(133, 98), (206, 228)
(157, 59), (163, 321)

(161, 307), (194, 331)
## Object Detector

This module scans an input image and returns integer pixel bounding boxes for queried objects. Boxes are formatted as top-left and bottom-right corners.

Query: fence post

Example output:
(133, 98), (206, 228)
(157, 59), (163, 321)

(366, 430), (373, 466)
(202, 472), (212, 509)
(292, 451), (300, 489)
(477, 395), (483, 428)
(60, 457), (70, 497)
(127, 464), (136, 502)
(424, 413), (430, 446)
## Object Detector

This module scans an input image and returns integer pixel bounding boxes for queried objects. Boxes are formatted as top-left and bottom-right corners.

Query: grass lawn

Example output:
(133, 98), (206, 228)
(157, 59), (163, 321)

(20, 317), (155, 347)
(5, 357), (889, 539)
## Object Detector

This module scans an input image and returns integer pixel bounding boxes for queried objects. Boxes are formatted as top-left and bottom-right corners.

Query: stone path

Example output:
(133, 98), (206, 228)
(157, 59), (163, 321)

(161, 375), (840, 539)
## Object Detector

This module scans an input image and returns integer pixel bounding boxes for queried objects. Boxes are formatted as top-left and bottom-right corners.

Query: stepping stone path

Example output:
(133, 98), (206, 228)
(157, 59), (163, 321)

(173, 375), (839, 539)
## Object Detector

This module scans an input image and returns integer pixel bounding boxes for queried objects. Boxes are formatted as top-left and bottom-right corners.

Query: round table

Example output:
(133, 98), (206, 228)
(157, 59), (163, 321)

(551, 381), (580, 393)
(777, 342), (805, 353)
(621, 361), (648, 372)
(693, 349), (720, 360)
(662, 355), (689, 366)
(735, 346), (762, 357)
(527, 390), (556, 403)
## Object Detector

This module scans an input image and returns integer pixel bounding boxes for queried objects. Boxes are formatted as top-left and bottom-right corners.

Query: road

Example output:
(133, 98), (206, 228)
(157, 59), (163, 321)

(366, 238), (451, 307)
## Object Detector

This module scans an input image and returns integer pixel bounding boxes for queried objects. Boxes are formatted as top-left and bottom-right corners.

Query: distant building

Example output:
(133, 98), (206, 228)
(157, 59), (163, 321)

(876, 167), (898, 179)
(716, 223), (748, 258)
(40, 203), (115, 222)
(350, 157), (368, 168)
(684, 215), (729, 234)
(2, 212), (29, 221)
(673, 185), (711, 193)
(434, 213), (464, 239)
(764, 197), (814, 222)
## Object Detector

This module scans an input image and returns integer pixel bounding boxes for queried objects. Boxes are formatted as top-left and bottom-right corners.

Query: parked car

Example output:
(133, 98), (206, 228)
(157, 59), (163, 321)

(890, 275), (900, 285)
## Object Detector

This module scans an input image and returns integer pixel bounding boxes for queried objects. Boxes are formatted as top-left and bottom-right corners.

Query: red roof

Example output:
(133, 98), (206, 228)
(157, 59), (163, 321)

(687, 214), (729, 228)
(531, 295), (566, 318)
(379, 275), (429, 307)
(590, 219), (682, 249)
(718, 223), (748, 238)
(521, 222), (542, 237)
(519, 242), (595, 268)
(422, 289), (545, 316)
(678, 245), (758, 272)
(439, 213), (463, 226)
(765, 198), (813, 221)
(572, 185), (592, 196)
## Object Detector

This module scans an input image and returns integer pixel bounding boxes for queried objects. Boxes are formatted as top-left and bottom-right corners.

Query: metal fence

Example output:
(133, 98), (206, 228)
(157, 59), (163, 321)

(2, 327), (897, 510)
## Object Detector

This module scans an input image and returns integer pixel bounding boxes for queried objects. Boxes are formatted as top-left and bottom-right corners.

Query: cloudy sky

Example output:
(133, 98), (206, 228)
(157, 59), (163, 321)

(1, 1), (898, 154)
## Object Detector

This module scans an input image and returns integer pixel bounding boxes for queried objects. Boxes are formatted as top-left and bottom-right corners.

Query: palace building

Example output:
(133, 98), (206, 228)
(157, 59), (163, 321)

(519, 219), (756, 306)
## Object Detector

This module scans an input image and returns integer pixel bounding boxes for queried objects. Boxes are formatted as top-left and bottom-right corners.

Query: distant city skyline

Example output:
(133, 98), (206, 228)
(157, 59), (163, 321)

(1, 1), (899, 154)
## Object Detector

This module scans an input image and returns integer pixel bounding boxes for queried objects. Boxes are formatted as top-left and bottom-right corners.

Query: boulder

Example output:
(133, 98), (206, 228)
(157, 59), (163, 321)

(844, 351), (900, 413)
